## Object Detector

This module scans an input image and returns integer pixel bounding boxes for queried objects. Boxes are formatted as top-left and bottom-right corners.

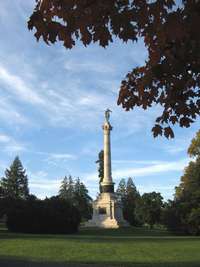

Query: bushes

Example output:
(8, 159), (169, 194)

(5, 196), (81, 234)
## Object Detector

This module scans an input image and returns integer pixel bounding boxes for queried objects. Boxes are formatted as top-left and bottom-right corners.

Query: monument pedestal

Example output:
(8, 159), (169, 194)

(85, 192), (129, 228)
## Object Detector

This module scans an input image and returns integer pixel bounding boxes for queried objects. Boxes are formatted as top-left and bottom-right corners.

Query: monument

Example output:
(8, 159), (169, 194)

(86, 109), (128, 228)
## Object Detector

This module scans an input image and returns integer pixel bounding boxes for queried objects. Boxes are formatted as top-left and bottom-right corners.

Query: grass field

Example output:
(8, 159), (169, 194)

(0, 224), (200, 267)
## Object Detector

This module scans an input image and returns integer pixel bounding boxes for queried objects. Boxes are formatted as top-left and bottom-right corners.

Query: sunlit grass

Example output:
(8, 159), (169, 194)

(0, 224), (200, 266)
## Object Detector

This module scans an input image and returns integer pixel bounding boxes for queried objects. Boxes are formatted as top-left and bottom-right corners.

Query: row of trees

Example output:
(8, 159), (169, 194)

(0, 157), (92, 233)
(116, 177), (163, 228)
(1, 126), (200, 235)
(115, 130), (200, 235)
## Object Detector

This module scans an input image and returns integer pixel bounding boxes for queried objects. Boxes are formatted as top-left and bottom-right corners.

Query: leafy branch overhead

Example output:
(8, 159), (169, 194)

(28, 0), (200, 138)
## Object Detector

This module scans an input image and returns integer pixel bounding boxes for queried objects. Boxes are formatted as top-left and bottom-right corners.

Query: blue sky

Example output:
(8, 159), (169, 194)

(0, 0), (199, 200)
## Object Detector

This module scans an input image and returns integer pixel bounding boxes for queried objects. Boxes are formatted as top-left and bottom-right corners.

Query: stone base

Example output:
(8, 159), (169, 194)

(85, 192), (129, 229)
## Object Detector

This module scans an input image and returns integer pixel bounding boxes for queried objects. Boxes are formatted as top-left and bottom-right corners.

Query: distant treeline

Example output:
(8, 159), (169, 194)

(1, 130), (200, 235)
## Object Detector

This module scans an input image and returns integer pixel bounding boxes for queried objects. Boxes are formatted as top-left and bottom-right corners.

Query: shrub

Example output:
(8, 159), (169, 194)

(6, 196), (81, 234)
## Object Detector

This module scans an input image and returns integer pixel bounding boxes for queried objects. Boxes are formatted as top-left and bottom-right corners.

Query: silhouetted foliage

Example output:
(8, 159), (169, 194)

(6, 197), (81, 234)
(96, 150), (104, 193)
(0, 156), (29, 199)
(28, 1), (200, 138)
(59, 175), (92, 221)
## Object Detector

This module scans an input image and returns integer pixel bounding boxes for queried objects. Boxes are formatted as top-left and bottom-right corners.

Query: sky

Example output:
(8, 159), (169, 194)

(0, 0), (199, 200)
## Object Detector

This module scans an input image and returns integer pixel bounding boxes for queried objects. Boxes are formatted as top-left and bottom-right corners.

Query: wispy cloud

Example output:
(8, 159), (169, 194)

(0, 64), (44, 105)
(64, 59), (115, 74)
(0, 97), (28, 125)
(84, 158), (188, 183)
(0, 132), (26, 154)
(113, 158), (188, 178)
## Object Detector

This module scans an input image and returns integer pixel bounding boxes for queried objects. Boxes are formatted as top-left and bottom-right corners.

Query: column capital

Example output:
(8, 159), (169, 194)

(102, 122), (113, 131)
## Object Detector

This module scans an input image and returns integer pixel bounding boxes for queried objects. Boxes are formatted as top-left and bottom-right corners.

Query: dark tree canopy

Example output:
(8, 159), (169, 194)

(28, 0), (200, 138)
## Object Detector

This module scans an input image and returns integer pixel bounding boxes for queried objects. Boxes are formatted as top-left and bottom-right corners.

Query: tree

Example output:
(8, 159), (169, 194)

(59, 175), (92, 220)
(74, 178), (92, 220)
(124, 177), (141, 225)
(0, 156), (29, 199)
(59, 175), (74, 201)
(139, 192), (163, 228)
(116, 178), (126, 201)
(117, 177), (141, 226)
(28, 1), (200, 138)
(96, 150), (104, 193)
(168, 130), (200, 234)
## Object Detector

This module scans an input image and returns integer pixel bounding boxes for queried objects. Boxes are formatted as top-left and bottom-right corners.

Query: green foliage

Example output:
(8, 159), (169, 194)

(0, 156), (29, 200)
(163, 130), (200, 235)
(139, 192), (163, 228)
(117, 177), (141, 226)
(59, 175), (92, 221)
(5, 196), (80, 234)
(188, 130), (200, 158)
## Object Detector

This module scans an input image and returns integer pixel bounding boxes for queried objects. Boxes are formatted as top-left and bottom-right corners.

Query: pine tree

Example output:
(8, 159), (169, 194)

(59, 175), (74, 201)
(59, 176), (92, 220)
(0, 156), (29, 199)
(116, 178), (126, 201)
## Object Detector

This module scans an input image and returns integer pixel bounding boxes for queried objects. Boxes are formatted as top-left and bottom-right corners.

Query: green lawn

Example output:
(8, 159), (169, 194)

(0, 224), (200, 267)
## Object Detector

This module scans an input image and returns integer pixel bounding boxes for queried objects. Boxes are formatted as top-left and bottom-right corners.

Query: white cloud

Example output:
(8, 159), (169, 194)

(0, 65), (44, 105)
(0, 132), (26, 154)
(113, 158), (188, 178)
(84, 158), (188, 183)
(0, 97), (28, 125)
(0, 134), (10, 143)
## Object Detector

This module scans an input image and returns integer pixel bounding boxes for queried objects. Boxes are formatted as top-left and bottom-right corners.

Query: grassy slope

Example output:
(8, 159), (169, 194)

(0, 225), (200, 266)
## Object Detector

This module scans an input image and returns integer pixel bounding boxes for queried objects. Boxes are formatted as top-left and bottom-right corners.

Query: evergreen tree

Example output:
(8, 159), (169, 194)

(74, 178), (92, 220)
(125, 177), (141, 225)
(116, 178), (126, 201)
(59, 175), (74, 201)
(0, 156), (29, 199)
(59, 176), (92, 220)
(117, 178), (141, 226)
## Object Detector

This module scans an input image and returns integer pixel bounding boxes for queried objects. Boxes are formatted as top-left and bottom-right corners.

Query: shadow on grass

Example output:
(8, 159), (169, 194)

(1, 232), (200, 244)
(0, 257), (200, 267)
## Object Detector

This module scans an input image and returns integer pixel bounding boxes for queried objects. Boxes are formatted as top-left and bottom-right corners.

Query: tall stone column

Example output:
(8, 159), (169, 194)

(101, 109), (114, 193)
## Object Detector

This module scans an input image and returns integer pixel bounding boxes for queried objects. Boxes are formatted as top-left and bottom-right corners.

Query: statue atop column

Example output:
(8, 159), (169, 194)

(105, 109), (112, 123)
(85, 109), (129, 228)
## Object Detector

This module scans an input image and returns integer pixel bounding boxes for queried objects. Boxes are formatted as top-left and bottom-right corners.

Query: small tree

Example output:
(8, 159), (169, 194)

(0, 156), (29, 199)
